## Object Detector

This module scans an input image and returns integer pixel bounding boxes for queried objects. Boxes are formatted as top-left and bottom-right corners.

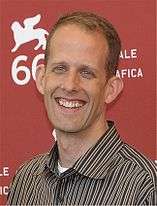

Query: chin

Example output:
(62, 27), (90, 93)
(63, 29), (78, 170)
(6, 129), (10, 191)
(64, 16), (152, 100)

(54, 124), (83, 133)
(50, 115), (84, 131)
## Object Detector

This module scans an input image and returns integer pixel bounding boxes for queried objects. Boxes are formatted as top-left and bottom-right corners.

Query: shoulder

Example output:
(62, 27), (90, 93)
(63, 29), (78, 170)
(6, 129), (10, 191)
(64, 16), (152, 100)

(11, 152), (49, 185)
(119, 143), (157, 187)
(7, 153), (50, 204)
(17, 153), (48, 174)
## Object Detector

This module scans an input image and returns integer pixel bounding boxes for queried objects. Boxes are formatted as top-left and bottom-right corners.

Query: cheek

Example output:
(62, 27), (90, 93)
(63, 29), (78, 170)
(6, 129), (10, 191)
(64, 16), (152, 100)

(92, 85), (106, 108)
(87, 81), (105, 99)
(44, 75), (59, 91)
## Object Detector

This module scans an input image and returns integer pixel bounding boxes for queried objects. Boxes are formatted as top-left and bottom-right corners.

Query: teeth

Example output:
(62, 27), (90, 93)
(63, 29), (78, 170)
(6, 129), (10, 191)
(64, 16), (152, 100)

(58, 99), (84, 108)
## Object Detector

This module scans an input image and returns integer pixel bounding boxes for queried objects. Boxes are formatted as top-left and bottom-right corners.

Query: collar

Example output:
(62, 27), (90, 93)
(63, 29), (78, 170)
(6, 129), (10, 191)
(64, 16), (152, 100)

(36, 121), (123, 179)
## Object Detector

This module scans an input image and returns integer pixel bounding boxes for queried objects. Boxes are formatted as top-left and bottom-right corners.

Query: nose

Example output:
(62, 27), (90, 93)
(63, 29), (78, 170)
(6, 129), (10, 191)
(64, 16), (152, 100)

(61, 71), (80, 92)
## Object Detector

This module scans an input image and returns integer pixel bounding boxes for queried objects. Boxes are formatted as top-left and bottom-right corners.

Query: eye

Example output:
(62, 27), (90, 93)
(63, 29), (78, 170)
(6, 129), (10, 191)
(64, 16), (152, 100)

(80, 69), (95, 79)
(52, 65), (67, 74)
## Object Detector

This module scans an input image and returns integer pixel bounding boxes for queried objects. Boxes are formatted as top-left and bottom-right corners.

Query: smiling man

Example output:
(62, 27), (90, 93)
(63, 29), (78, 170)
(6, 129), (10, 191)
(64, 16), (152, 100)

(7, 11), (157, 205)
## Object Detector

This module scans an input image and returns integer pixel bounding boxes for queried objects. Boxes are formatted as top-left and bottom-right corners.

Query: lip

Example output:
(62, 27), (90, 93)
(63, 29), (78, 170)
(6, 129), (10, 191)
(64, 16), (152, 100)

(54, 97), (87, 114)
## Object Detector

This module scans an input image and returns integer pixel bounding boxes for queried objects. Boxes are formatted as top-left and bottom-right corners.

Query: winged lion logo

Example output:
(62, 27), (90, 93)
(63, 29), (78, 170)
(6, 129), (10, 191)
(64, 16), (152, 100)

(11, 14), (49, 52)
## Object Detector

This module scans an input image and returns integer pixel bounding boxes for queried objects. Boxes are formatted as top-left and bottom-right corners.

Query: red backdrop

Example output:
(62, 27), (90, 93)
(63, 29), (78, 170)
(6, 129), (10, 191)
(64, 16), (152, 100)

(0, 0), (156, 204)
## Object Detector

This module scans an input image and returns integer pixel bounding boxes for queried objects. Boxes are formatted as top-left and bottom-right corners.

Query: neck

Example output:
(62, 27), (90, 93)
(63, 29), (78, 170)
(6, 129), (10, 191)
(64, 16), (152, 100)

(55, 120), (108, 168)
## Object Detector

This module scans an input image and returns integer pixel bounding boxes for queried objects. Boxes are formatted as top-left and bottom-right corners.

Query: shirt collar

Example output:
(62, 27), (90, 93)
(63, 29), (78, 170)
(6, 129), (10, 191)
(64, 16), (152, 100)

(38, 121), (123, 179)
(33, 143), (58, 176)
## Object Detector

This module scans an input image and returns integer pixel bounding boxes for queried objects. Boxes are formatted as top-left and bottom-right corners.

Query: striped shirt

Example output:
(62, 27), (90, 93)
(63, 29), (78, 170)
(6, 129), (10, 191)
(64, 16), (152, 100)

(7, 121), (157, 205)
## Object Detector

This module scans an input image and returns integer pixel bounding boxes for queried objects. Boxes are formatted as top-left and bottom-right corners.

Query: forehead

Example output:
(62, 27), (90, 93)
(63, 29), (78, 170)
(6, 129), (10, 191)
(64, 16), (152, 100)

(48, 24), (108, 69)
(47, 25), (109, 75)
(50, 24), (108, 51)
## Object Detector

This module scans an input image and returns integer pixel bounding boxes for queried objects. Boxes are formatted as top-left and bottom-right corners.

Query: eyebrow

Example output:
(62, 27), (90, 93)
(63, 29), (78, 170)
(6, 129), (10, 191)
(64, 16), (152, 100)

(50, 61), (69, 67)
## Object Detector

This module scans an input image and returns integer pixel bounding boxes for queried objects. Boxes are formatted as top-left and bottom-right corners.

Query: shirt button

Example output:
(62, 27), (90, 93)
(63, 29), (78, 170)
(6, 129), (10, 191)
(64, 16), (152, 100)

(58, 196), (63, 204)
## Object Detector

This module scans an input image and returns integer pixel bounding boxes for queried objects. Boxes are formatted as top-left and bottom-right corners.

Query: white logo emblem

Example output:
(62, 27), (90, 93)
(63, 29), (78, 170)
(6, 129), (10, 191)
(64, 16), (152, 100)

(11, 14), (49, 52)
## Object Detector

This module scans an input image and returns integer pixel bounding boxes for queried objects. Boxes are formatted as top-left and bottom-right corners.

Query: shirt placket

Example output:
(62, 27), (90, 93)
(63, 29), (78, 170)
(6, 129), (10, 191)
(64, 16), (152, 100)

(55, 177), (64, 205)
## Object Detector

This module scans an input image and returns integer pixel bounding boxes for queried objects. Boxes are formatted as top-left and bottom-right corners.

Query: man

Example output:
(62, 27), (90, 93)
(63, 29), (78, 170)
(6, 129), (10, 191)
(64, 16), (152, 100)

(7, 11), (156, 205)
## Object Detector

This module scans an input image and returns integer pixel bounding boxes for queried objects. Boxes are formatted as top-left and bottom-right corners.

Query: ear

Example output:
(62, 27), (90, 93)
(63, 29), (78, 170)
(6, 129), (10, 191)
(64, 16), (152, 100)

(35, 64), (46, 95)
(104, 76), (123, 104)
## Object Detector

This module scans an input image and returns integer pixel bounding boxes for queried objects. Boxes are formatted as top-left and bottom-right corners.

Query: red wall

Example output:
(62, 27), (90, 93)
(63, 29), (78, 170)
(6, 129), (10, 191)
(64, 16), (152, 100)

(0, 0), (156, 204)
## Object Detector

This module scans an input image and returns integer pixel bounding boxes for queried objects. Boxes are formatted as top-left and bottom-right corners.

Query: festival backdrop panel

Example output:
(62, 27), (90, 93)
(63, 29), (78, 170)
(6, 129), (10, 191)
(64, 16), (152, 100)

(0, 0), (156, 204)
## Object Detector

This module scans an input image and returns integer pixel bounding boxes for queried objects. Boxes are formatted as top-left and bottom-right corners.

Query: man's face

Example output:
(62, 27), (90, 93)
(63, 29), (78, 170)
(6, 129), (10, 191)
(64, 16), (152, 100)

(43, 24), (109, 133)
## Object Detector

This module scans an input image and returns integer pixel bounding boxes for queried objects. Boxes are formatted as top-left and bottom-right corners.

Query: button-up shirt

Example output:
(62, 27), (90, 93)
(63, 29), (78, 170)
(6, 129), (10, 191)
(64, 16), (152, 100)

(7, 121), (157, 205)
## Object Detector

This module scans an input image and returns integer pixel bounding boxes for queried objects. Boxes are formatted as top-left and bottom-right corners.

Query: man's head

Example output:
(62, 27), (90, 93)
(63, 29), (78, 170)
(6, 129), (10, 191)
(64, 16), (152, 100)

(45, 11), (121, 78)
(36, 11), (123, 134)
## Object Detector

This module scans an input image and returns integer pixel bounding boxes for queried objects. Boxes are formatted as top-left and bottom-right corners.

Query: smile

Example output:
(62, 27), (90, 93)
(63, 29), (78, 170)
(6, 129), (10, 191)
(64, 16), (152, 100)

(55, 98), (86, 109)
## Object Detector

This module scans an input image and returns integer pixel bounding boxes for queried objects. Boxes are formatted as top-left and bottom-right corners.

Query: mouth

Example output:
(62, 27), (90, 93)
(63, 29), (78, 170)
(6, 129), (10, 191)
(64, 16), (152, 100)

(55, 97), (86, 110)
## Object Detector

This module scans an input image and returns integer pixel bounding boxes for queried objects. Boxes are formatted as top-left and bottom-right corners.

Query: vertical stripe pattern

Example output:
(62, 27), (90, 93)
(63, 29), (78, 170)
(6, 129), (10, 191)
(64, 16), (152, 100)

(7, 121), (157, 205)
